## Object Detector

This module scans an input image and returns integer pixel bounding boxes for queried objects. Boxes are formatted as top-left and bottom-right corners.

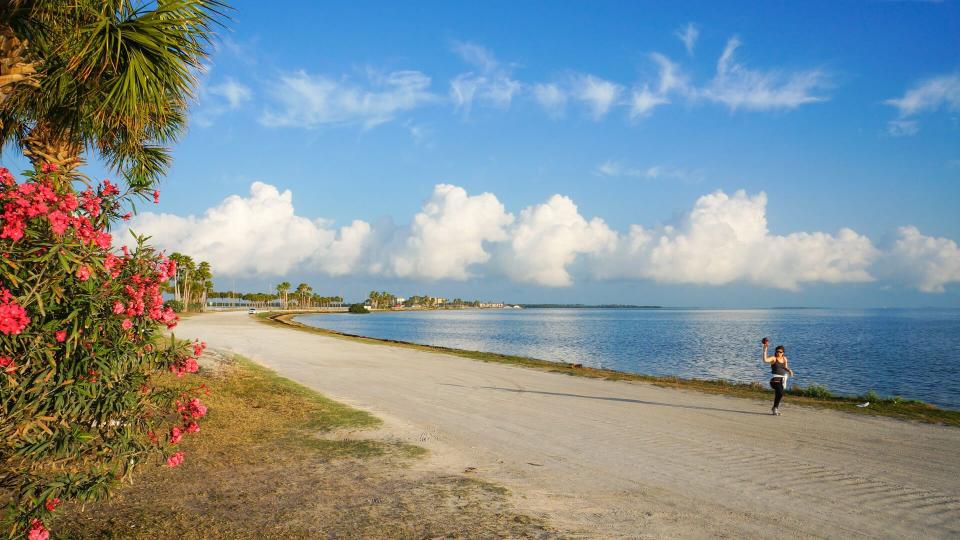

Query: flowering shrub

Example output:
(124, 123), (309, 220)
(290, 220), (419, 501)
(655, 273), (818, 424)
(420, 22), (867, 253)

(0, 166), (208, 537)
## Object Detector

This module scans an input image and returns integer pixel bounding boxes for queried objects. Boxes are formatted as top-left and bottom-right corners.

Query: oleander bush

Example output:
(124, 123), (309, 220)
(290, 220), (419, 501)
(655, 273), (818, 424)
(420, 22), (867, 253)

(0, 166), (208, 539)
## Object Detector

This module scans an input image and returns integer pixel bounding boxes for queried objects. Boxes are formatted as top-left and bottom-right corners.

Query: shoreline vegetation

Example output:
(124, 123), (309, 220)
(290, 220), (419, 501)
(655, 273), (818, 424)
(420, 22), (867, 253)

(259, 310), (960, 427)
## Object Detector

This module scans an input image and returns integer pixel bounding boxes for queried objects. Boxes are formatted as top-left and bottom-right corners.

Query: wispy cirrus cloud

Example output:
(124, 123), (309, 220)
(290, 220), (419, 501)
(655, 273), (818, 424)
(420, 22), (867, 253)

(597, 160), (702, 183)
(569, 74), (623, 120)
(209, 78), (253, 109)
(260, 69), (436, 129)
(449, 42), (523, 113)
(675, 23), (699, 56)
(698, 37), (830, 111)
(884, 73), (960, 135)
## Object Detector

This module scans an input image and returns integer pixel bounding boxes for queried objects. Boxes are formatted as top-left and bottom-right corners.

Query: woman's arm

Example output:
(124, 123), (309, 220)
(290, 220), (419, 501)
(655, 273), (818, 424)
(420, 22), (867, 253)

(784, 357), (795, 376)
(762, 343), (774, 364)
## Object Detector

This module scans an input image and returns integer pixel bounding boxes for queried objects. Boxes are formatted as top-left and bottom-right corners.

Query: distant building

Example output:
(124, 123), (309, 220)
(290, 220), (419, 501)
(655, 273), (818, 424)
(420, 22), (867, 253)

(478, 302), (505, 308)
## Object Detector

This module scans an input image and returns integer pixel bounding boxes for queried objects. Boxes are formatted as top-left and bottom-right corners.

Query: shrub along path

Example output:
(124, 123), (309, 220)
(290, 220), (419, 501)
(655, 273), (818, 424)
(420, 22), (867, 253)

(175, 311), (960, 539)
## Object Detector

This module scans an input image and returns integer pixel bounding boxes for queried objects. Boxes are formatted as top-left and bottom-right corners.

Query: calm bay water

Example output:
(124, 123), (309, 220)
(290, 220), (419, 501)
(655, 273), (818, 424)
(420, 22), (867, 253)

(295, 308), (960, 410)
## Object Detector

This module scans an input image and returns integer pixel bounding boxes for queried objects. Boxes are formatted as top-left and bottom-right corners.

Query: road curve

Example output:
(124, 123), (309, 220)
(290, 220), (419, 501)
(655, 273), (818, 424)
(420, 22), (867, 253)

(177, 311), (960, 539)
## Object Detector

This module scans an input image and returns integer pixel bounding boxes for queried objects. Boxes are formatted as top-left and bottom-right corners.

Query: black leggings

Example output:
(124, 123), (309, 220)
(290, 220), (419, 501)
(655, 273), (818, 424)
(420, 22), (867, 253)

(771, 379), (784, 408)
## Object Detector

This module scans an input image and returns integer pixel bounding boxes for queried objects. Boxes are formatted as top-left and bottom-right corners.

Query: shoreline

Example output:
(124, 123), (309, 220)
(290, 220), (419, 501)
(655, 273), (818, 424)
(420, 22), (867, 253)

(262, 310), (960, 426)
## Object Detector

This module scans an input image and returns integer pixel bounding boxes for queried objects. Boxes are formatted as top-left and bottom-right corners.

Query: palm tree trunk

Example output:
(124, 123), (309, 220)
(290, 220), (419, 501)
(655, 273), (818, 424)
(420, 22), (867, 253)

(0, 25), (38, 109)
(22, 122), (85, 176)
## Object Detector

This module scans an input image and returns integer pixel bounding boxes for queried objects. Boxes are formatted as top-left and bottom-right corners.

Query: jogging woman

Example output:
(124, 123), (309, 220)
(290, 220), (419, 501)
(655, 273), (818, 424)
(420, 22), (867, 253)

(762, 338), (794, 416)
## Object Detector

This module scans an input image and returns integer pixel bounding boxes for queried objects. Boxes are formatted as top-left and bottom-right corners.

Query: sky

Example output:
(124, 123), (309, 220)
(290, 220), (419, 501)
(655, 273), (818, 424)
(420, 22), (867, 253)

(13, 0), (960, 307)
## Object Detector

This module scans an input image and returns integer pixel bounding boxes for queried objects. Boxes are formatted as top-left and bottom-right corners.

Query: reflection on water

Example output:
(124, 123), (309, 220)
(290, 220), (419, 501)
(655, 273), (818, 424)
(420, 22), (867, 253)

(295, 308), (960, 410)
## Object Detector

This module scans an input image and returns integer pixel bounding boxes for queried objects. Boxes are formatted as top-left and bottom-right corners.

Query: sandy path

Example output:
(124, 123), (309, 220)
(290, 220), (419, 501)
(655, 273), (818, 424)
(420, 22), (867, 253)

(177, 311), (960, 539)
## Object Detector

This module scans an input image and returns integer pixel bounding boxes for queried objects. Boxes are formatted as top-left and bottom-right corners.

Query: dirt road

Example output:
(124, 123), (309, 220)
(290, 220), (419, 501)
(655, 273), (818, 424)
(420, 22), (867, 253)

(177, 311), (960, 538)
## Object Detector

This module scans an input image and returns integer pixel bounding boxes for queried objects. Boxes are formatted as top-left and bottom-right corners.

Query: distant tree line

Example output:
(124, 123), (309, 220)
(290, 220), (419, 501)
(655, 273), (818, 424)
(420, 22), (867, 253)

(367, 291), (488, 309)
(209, 284), (342, 310)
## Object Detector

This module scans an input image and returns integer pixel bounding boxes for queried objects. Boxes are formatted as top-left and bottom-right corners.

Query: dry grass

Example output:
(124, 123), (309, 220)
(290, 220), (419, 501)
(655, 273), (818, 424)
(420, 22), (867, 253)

(263, 312), (960, 427)
(50, 353), (554, 539)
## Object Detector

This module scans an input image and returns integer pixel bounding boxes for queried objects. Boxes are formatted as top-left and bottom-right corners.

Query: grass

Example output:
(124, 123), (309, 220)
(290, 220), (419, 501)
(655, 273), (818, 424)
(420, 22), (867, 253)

(50, 352), (550, 539)
(260, 311), (960, 427)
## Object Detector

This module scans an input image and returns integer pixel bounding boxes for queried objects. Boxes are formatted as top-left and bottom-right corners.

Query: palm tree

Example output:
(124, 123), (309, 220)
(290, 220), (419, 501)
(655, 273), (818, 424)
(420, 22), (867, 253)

(276, 281), (291, 310)
(0, 1), (227, 189)
(294, 283), (310, 308)
(196, 261), (212, 311)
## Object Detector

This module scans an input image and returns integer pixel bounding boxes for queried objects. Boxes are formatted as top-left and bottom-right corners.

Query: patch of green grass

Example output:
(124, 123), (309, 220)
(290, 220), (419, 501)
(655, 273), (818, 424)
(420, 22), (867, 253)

(261, 312), (960, 427)
(50, 352), (549, 539)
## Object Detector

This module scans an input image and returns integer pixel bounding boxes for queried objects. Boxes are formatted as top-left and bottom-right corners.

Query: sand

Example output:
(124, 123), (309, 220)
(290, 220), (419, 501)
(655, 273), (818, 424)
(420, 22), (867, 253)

(176, 311), (960, 539)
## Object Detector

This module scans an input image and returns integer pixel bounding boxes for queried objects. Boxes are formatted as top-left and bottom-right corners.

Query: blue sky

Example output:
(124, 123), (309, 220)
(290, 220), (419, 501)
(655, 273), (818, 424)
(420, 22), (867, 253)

(20, 0), (960, 307)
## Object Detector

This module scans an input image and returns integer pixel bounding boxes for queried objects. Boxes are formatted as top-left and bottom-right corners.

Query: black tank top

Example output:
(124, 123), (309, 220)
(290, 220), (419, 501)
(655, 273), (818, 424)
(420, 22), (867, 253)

(771, 360), (788, 376)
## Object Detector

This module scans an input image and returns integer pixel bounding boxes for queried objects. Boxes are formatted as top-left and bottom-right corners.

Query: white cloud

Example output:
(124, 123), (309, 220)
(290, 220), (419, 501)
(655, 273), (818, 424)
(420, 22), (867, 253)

(629, 85), (669, 118)
(596, 190), (878, 290)
(130, 182), (959, 294)
(449, 42), (523, 112)
(597, 160), (700, 183)
(208, 78), (252, 109)
(700, 37), (830, 111)
(260, 69), (435, 129)
(499, 195), (617, 287)
(123, 182), (351, 277)
(532, 83), (567, 117)
(386, 184), (513, 280)
(675, 23), (699, 56)
(570, 74), (622, 120)
(885, 73), (960, 117)
(887, 226), (960, 293)
(887, 119), (920, 137)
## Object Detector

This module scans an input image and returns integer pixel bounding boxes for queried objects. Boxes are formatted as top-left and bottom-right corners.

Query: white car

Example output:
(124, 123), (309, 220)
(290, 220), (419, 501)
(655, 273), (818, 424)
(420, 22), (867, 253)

(248, 307), (257, 315)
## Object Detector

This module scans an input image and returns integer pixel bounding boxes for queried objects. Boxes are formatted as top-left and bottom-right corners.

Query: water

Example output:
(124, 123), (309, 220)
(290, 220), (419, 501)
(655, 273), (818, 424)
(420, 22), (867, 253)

(295, 308), (960, 410)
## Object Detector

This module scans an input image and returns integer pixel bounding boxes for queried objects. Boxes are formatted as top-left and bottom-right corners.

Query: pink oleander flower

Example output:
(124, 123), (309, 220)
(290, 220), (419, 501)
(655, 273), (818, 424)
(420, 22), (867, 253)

(166, 451), (185, 467)
(45, 498), (60, 511)
(76, 266), (91, 281)
(183, 357), (199, 374)
(122, 212), (132, 221)
(193, 340), (206, 357)
(185, 421), (200, 434)
(28, 519), (48, 540)
(188, 398), (207, 418)
(55, 330), (66, 342)
(121, 318), (133, 330)
(0, 290), (30, 335)
(41, 163), (57, 173)
(47, 210), (70, 235)
(113, 301), (125, 314)
(169, 426), (183, 445)
(153, 190), (160, 204)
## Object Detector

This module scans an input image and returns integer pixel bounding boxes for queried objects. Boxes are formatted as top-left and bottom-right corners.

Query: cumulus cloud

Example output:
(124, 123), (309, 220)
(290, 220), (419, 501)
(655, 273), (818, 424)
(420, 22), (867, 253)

(569, 74), (623, 120)
(123, 182), (342, 276)
(386, 184), (513, 280)
(886, 226), (960, 293)
(596, 190), (878, 290)
(128, 182), (957, 294)
(260, 69), (435, 129)
(499, 195), (617, 287)
(699, 37), (830, 111)
(675, 23), (699, 56)
(449, 42), (523, 112)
